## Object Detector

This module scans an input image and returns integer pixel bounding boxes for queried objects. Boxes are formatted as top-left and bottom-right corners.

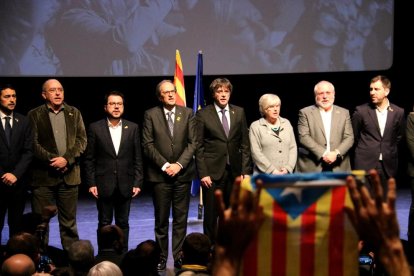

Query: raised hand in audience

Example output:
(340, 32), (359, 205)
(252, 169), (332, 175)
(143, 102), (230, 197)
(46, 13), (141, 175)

(213, 176), (264, 276)
(346, 169), (412, 276)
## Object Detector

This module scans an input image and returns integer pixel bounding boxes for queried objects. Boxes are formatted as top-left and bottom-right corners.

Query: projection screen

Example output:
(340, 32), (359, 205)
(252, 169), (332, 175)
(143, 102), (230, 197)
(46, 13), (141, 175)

(0, 0), (394, 76)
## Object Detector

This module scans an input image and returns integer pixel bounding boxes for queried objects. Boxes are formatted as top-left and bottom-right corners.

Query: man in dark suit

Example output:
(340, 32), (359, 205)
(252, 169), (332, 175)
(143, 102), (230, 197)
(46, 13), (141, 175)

(352, 75), (405, 195)
(195, 78), (252, 245)
(406, 111), (414, 247)
(142, 80), (196, 271)
(0, 84), (33, 243)
(28, 79), (87, 252)
(297, 80), (354, 172)
(84, 90), (143, 252)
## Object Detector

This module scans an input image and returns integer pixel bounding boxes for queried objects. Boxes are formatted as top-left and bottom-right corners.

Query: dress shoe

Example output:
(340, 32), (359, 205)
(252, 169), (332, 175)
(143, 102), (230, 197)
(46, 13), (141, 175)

(157, 257), (167, 271)
(174, 257), (183, 269)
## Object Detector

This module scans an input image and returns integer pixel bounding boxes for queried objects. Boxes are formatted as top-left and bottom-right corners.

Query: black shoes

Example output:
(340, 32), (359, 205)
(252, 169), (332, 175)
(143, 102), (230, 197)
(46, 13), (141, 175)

(157, 257), (167, 271)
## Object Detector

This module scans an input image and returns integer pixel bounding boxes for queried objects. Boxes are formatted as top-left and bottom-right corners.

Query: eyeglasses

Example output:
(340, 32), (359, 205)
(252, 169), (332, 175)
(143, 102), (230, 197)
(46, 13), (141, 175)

(107, 102), (123, 107)
(46, 88), (64, 94)
(161, 90), (176, 95)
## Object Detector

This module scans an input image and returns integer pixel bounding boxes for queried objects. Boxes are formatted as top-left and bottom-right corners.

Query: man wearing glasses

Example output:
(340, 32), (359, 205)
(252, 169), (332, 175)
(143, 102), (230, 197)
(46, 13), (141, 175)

(28, 79), (87, 252)
(142, 80), (196, 271)
(84, 90), (143, 252)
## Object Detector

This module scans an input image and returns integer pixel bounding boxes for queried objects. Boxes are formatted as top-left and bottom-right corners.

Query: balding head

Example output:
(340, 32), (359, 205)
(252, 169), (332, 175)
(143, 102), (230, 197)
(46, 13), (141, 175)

(1, 254), (36, 276)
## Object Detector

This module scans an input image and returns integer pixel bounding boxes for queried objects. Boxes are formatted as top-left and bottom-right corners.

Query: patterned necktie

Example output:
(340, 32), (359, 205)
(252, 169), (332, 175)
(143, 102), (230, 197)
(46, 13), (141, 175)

(220, 109), (229, 137)
(167, 111), (174, 136)
(4, 116), (11, 145)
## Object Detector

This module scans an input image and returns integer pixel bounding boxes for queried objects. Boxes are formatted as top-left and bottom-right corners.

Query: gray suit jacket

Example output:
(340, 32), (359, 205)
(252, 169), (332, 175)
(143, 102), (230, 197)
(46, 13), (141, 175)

(142, 105), (196, 183)
(249, 117), (297, 173)
(28, 103), (87, 186)
(297, 104), (354, 172)
(84, 118), (143, 198)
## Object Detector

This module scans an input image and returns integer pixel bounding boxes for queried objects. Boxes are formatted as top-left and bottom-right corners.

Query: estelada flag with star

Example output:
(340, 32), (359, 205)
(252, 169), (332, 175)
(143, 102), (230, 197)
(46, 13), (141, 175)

(240, 172), (359, 276)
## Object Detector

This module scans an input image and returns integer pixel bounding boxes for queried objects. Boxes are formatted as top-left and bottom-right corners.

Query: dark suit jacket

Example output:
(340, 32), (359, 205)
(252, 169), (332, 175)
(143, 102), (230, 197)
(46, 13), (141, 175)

(28, 103), (87, 186)
(0, 112), (33, 182)
(195, 104), (252, 180)
(84, 119), (143, 198)
(352, 102), (405, 177)
(406, 112), (414, 177)
(142, 105), (196, 183)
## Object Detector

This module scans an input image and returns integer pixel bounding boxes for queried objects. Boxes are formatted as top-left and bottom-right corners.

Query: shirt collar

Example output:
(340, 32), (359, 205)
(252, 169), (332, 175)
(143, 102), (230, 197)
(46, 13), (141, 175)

(107, 118), (122, 128)
(164, 106), (176, 115)
(0, 111), (13, 120)
(46, 103), (64, 113)
(214, 103), (229, 113)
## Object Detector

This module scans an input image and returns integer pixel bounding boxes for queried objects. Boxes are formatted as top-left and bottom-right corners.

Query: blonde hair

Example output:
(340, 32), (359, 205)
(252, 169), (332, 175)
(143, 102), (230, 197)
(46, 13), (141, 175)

(258, 93), (281, 116)
(87, 261), (122, 276)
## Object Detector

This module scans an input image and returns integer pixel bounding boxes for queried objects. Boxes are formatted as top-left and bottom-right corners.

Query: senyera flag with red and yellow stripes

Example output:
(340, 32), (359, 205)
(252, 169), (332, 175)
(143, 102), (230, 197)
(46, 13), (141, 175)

(174, 49), (186, 107)
(240, 172), (359, 276)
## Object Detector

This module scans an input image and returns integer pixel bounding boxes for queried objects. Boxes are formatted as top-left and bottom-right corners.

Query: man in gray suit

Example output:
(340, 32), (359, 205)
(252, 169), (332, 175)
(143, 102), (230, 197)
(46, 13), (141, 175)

(28, 79), (87, 252)
(195, 78), (252, 245)
(142, 80), (196, 271)
(84, 90), (143, 252)
(297, 80), (354, 172)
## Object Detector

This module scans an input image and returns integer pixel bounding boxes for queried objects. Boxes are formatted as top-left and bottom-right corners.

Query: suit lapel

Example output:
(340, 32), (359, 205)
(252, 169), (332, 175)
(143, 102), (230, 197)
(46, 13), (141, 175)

(100, 119), (117, 156)
(311, 106), (326, 139)
(228, 105), (236, 138)
(210, 105), (227, 139)
(119, 120), (129, 154)
(383, 106), (395, 138)
(367, 107), (381, 136)
(173, 106), (184, 140)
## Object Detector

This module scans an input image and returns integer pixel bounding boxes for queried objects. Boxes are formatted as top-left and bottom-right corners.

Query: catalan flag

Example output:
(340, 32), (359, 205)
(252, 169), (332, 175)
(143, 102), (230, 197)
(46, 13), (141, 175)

(241, 173), (359, 276)
(191, 51), (205, 197)
(174, 49), (186, 106)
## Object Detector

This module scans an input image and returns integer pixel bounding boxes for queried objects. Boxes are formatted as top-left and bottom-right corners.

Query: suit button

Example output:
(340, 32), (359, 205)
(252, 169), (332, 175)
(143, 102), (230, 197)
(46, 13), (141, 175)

(114, 170), (117, 174)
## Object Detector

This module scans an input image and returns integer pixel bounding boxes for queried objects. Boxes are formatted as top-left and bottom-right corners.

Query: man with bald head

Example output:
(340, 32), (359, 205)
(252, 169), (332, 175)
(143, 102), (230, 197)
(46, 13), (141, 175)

(1, 254), (36, 276)
(28, 79), (87, 252)
(297, 80), (354, 172)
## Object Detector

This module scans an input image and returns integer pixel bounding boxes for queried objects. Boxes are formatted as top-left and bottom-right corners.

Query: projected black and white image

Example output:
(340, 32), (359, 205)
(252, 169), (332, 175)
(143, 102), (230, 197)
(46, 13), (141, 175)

(0, 0), (393, 76)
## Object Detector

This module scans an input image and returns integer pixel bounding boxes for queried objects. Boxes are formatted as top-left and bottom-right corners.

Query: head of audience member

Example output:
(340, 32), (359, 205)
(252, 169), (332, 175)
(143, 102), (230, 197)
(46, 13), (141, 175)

(120, 239), (160, 276)
(0, 83), (17, 115)
(1, 253), (36, 276)
(181, 232), (211, 267)
(104, 90), (124, 122)
(156, 79), (177, 110)
(369, 75), (390, 108)
(5, 232), (41, 266)
(42, 79), (64, 112)
(97, 224), (124, 254)
(67, 240), (95, 275)
(210, 78), (232, 109)
(87, 261), (122, 276)
(314, 80), (335, 111)
(258, 93), (281, 124)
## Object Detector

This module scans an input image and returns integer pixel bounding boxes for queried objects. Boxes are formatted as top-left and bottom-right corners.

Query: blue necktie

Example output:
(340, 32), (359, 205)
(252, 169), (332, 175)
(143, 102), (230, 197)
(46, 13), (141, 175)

(4, 116), (11, 145)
